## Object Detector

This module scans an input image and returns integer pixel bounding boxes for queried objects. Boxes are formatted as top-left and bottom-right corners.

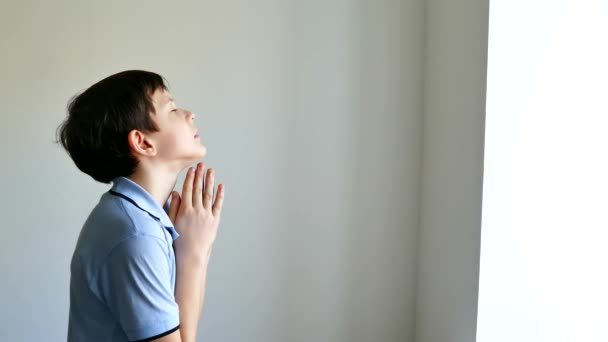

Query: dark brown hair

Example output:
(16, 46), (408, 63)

(56, 70), (168, 183)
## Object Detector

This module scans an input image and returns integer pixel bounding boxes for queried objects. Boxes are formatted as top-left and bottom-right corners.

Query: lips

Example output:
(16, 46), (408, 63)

(194, 130), (199, 138)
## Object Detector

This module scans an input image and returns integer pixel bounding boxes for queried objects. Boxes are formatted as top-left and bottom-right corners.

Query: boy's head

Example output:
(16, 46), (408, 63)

(57, 70), (206, 183)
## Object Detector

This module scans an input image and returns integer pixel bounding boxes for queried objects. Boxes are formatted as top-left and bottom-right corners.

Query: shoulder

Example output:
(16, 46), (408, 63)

(86, 192), (166, 239)
(73, 192), (168, 271)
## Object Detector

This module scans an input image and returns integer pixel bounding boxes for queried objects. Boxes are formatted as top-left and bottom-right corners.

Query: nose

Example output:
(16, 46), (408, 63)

(187, 110), (195, 121)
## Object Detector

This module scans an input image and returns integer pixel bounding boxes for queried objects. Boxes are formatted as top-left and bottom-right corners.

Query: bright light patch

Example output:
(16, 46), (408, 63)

(477, 1), (608, 341)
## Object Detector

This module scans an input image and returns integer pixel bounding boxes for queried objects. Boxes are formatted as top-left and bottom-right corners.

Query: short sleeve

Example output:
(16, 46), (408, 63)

(98, 235), (180, 341)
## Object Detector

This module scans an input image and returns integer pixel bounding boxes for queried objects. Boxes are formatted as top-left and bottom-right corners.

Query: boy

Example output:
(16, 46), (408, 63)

(57, 70), (225, 342)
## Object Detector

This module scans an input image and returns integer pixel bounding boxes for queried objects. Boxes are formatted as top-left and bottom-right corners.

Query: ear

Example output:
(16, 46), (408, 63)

(127, 129), (157, 158)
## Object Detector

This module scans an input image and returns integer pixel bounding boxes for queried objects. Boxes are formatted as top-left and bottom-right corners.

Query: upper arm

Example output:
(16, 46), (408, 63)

(98, 235), (180, 342)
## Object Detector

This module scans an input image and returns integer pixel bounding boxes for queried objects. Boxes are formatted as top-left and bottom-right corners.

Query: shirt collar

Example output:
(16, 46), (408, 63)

(109, 176), (180, 240)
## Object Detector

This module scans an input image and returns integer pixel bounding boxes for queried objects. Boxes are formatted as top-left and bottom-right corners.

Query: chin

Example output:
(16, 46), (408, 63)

(198, 145), (207, 158)
(189, 146), (207, 161)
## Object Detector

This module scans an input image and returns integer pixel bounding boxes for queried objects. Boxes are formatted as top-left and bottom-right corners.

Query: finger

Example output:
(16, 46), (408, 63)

(193, 162), (205, 208)
(181, 166), (195, 209)
(203, 168), (215, 209)
(168, 191), (180, 222)
(212, 183), (225, 217)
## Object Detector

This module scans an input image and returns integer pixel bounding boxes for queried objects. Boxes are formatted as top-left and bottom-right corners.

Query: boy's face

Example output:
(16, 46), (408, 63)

(147, 88), (207, 168)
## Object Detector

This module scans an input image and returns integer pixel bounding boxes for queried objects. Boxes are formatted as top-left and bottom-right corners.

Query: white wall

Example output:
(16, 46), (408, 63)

(0, 0), (432, 341)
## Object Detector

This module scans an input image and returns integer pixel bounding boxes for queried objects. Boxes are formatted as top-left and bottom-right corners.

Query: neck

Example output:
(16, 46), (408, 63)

(127, 163), (180, 207)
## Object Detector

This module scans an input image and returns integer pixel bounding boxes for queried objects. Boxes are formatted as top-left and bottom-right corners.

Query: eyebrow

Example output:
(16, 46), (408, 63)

(164, 97), (175, 107)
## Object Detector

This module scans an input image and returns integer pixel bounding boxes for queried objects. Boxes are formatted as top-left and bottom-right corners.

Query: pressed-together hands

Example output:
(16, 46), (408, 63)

(165, 162), (225, 342)
(168, 162), (225, 261)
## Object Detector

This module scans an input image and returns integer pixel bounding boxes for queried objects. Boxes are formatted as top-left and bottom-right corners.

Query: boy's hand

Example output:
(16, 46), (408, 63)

(168, 162), (225, 261)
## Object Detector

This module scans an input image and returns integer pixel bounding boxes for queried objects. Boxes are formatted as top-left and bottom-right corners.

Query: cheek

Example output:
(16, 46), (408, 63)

(173, 131), (197, 150)
(156, 132), (185, 154)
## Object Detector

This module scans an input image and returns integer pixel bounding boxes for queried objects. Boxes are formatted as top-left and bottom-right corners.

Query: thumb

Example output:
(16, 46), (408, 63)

(168, 191), (181, 224)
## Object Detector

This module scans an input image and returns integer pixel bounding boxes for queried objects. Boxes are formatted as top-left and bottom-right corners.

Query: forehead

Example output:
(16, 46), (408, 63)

(152, 89), (173, 106)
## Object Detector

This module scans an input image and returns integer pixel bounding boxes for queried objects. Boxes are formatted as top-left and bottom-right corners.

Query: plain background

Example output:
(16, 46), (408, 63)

(477, 1), (608, 341)
(0, 0), (488, 341)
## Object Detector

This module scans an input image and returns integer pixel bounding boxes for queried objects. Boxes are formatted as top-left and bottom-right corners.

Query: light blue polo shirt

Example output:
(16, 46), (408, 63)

(68, 177), (181, 342)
